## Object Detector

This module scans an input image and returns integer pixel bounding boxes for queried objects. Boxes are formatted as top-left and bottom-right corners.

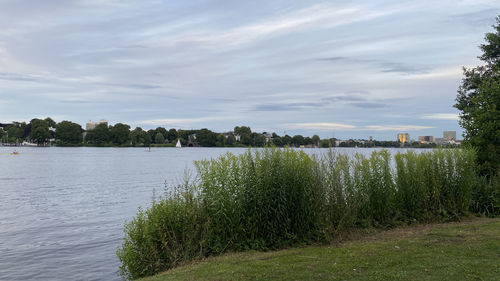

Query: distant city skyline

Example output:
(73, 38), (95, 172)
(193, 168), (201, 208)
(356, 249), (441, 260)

(1, 1), (500, 140)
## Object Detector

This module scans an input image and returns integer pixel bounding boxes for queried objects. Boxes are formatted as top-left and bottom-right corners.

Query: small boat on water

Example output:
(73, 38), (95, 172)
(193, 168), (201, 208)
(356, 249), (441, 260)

(22, 141), (37, 147)
(11, 151), (20, 155)
(175, 139), (182, 148)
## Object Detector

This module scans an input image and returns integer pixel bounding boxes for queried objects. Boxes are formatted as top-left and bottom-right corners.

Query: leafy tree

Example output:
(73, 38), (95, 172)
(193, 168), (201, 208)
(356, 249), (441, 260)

(110, 123), (131, 145)
(167, 128), (178, 142)
(30, 119), (50, 144)
(282, 135), (292, 146)
(147, 129), (156, 144)
(252, 133), (266, 147)
(234, 126), (251, 135)
(44, 117), (56, 128)
(216, 134), (225, 147)
(272, 136), (283, 146)
(320, 139), (332, 148)
(56, 121), (83, 144)
(154, 127), (168, 142)
(226, 134), (236, 146)
(292, 135), (304, 147)
(130, 127), (147, 146)
(144, 133), (152, 147)
(7, 125), (23, 142)
(154, 132), (165, 144)
(240, 134), (251, 145)
(196, 128), (217, 147)
(455, 16), (500, 176)
(86, 123), (110, 145)
(312, 135), (320, 147)
(17, 122), (28, 139)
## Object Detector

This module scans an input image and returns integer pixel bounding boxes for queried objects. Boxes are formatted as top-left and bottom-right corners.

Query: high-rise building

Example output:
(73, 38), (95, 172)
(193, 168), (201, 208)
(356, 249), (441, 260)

(86, 121), (97, 131)
(443, 131), (456, 141)
(418, 136), (434, 143)
(397, 133), (409, 143)
(99, 119), (108, 127)
(86, 120), (108, 131)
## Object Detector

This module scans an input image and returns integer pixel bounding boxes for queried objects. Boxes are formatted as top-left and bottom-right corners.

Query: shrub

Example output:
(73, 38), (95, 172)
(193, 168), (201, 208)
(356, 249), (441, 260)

(118, 147), (487, 279)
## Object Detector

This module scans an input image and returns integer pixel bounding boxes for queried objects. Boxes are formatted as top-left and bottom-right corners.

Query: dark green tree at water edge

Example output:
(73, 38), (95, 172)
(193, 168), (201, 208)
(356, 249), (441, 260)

(456, 16), (500, 177)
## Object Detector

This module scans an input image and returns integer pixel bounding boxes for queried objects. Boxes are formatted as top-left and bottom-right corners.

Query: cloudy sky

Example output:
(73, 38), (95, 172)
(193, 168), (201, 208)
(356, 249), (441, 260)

(1, 0), (499, 140)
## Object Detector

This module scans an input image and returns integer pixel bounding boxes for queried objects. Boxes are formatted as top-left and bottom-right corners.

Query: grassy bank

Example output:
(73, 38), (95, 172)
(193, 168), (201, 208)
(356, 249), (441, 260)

(141, 218), (500, 281)
(117, 148), (499, 279)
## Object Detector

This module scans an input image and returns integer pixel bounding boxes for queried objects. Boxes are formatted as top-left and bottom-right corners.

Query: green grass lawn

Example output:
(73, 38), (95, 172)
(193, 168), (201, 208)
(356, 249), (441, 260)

(140, 218), (500, 281)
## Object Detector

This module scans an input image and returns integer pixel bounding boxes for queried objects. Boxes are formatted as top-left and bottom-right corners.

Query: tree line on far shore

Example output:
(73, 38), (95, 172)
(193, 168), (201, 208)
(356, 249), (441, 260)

(0, 118), (449, 148)
(0, 119), (324, 147)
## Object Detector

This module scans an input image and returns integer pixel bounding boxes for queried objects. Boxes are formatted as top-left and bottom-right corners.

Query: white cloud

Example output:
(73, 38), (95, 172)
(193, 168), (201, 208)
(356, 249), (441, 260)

(402, 66), (463, 80)
(286, 122), (434, 132)
(421, 113), (459, 120)
(362, 125), (434, 131)
(148, 3), (395, 49)
(285, 122), (357, 131)
(139, 117), (227, 128)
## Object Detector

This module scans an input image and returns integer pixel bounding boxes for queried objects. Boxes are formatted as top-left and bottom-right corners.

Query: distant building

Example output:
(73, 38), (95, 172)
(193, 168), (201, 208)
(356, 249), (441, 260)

(262, 132), (273, 143)
(86, 121), (96, 131)
(86, 120), (108, 131)
(397, 133), (409, 143)
(443, 131), (456, 141)
(418, 136), (434, 143)
(99, 119), (108, 127)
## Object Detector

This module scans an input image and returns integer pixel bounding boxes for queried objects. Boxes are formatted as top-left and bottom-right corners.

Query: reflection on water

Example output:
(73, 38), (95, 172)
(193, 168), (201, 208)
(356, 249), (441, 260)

(0, 146), (423, 280)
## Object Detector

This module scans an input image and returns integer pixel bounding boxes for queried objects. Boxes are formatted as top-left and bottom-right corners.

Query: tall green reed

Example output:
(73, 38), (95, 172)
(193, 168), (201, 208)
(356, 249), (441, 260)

(118, 147), (486, 280)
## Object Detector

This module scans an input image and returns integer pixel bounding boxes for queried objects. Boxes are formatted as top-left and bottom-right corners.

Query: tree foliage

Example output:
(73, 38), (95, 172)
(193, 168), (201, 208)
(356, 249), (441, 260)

(130, 127), (147, 146)
(30, 119), (50, 144)
(56, 121), (83, 144)
(7, 125), (23, 142)
(85, 123), (110, 145)
(44, 117), (56, 128)
(110, 123), (131, 145)
(455, 16), (500, 176)
(154, 132), (165, 144)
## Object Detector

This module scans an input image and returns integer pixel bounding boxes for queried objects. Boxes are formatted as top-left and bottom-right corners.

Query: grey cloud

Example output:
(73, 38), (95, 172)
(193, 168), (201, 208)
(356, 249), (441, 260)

(58, 100), (95, 104)
(0, 0), (485, 139)
(348, 102), (390, 109)
(252, 102), (325, 112)
(324, 95), (367, 102)
(450, 9), (500, 26)
(210, 97), (239, 103)
(323, 91), (371, 102)
(316, 56), (347, 62)
(318, 56), (430, 75)
(0, 72), (42, 82)
(379, 62), (429, 74)
(99, 83), (163, 90)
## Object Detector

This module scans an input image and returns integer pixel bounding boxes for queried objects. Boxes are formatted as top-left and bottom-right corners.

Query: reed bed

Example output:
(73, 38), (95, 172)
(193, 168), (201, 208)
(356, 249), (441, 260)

(117, 147), (497, 280)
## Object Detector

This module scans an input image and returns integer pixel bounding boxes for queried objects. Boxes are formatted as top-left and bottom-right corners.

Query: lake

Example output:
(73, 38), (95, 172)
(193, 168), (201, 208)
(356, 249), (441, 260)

(0, 147), (422, 280)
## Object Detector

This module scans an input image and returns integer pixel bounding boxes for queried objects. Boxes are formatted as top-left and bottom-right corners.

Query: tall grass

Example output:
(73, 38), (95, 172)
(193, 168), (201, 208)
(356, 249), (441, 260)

(117, 147), (495, 280)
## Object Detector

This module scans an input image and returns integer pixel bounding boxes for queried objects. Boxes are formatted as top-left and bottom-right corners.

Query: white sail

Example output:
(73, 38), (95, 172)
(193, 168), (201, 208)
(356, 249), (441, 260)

(175, 139), (181, 148)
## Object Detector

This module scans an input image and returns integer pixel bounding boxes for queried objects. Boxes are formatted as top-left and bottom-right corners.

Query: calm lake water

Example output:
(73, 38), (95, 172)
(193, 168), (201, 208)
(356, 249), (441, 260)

(0, 147), (423, 280)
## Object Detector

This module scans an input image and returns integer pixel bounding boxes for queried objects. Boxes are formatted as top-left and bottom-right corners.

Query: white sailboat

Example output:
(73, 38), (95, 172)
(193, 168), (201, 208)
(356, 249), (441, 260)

(175, 139), (182, 148)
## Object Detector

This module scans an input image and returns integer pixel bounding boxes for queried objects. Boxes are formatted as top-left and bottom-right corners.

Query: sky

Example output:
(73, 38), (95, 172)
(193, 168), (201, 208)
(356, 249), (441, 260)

(1, 0), (499, 140)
